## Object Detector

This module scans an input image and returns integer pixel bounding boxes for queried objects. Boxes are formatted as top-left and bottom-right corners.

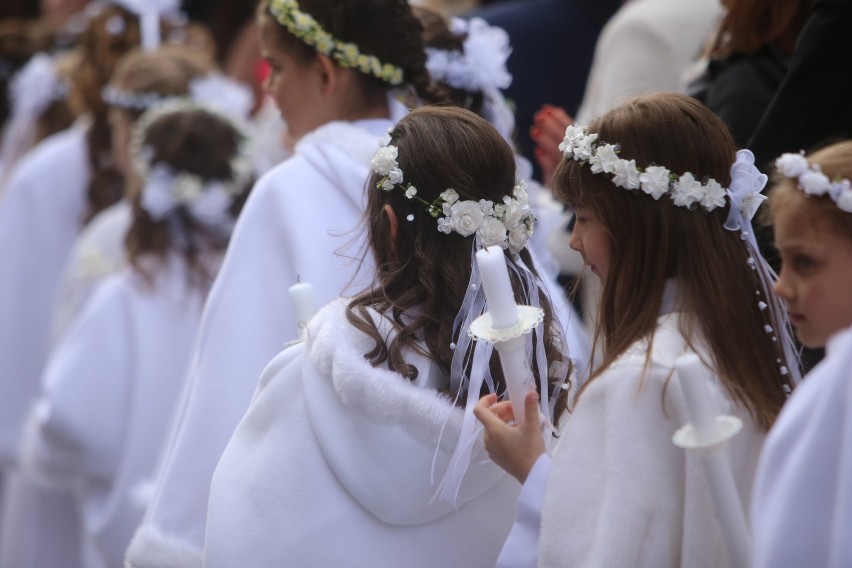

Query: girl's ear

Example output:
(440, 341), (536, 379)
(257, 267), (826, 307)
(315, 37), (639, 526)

(383, 204), (399, 256)
(315, 53), (339, 95)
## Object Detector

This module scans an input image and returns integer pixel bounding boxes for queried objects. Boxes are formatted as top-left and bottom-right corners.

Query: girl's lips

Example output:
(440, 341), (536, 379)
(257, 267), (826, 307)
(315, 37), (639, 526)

(788, 312), (804, 324)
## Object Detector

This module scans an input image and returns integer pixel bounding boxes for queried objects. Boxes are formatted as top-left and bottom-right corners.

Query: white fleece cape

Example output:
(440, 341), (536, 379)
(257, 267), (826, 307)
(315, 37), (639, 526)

(538, 313), (764, 567)
(204, 298), (520, 567)
(751, 325), (852, 568)
(51, 199), (132, 346)
(0, 122), (90, 568)
(19, 256), (207, 568)
(127, 117), (395, 567)
(0, 122), (91, 466)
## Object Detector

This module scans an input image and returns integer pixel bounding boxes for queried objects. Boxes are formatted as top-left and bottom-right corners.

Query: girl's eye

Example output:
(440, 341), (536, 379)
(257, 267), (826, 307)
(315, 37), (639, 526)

(791, 254), (817, 273)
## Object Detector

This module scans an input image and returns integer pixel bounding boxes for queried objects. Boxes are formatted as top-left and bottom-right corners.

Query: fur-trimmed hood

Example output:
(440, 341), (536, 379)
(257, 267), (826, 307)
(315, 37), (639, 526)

(301, 298), (509, 525)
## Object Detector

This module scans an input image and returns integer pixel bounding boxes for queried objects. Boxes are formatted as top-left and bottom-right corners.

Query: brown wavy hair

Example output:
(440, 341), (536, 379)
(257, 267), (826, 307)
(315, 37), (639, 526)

(551, 92), (794, 430)
(126, 107), (251, 290)
(346, 106), (570, 418)
(258, 0), (450, 107)
(766, 140), (852, 243)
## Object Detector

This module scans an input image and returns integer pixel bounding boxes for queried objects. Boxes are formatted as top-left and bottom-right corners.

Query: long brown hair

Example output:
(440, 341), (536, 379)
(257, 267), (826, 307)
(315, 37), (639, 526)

(258, 0), (450, 107)
(346, 106), (570, 417)
(552, 92), (793, 430)
(126, 106), (251, 290)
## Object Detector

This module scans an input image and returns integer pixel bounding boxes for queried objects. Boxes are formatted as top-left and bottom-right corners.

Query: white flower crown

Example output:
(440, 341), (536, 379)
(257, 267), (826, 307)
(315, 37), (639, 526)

(267, 0), (404, 86)
(370, 133), (535, 254)
(103, 74), (253, 119)
(560, 125), (732, 211)
(130, 99), (254, 224)
(775, 152), (852, 213)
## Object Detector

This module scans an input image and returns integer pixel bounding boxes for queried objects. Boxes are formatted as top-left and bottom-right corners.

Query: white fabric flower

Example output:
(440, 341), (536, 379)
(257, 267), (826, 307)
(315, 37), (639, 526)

(672, 173), (705, 208)
(512, 180), (528, 204)
(371, 145), (398, 176)
(572, 132), (598, 161)
(477, 216), (508, 247)
(405, 187), (417, 199)
(450, 200), (484, 236)
(174, 173), (204, 202)
(508, 225), (530, 252)
(479, 199), (494, 215)
(440, 188), (460, 204)
(701, 179), (727, 211)
(559, 125), (584, 155)
(639, 165), (671, 200)
(836, 188), (852, 212)
(501, 197), (526, 230)
(799, 170), (831, 195)
(380, 178), (395, 191)
(611, 159), (640, 190)
(388, 167), (404, 185)
(589, 144), (620, 174)
(442, 202), (452, 216)
(437, 217), (453, 234)
(775, 153), (810, 178)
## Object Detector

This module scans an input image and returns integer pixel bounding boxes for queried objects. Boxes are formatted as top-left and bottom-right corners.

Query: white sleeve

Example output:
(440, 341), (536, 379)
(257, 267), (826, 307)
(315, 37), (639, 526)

(496, 453), (552, 568)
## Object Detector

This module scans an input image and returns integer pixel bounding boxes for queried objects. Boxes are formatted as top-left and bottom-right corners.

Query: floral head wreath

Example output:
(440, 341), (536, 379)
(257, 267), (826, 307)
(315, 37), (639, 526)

(560, 124), (802, 382)
(130, 99), (254, 227)
(267, 0), (404, 86)
(775, 152), (852, 213)
(370, 131), (535, 254)
(103, 73), (254, 120)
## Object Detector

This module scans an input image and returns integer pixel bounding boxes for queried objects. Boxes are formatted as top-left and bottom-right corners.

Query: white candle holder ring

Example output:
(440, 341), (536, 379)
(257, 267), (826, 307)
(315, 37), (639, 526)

(672, 415), (743, 453)
(467, 305), (544, 343)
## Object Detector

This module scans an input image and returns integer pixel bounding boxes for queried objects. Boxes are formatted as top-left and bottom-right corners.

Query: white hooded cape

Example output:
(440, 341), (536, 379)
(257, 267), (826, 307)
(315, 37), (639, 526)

(127, 117), (395, 567)
(20, 256), (207, 568)
(204, 298), (520, 567)
(751, 325), (852, 568)
(0, 122), (90, 568)
(0, 122), (91, 465)
(533, 312), (765, 567)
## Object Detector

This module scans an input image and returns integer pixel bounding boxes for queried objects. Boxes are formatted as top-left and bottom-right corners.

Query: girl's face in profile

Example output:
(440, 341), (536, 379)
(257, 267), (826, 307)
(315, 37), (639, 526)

(773, 205), (852, 348)
(259, 15), (327, 144)
(569, 205), (611, 283)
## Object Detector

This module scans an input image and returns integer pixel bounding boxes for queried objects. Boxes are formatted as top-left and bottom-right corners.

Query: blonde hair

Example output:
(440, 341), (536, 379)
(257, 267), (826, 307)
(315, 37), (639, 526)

(552, 92), (793, 430)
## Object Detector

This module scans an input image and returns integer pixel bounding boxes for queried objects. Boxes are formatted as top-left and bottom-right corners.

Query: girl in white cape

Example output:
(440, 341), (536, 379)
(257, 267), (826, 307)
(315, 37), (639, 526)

(19, 100), (253, 568)
(751, 142), (852, 567)
(205, 104), (574, 568)
(126, 1), (451, 565)
(475, 92), (801, 567)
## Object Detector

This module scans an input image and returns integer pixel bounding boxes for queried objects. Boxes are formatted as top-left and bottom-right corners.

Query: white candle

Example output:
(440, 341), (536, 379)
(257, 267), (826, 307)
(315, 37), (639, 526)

(475, 246), (519, 329)
(288, 281), (316, 339)
(475, 246), (534, 421)
(674, 353), (717, 440)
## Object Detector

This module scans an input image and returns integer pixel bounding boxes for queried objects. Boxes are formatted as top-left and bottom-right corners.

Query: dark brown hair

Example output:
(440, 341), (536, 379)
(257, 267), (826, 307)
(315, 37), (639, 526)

(346, 106), (570, 417)
(552, 92), (793, 430)
(767, 141), (852, 243)
(706, 0), (811, 59)
(258, 0), (449, 107)
(126, 107), (251, 290)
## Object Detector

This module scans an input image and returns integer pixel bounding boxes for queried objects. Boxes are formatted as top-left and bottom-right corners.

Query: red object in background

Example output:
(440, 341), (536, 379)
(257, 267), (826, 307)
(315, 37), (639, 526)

(256, 59), (270, 87)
